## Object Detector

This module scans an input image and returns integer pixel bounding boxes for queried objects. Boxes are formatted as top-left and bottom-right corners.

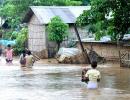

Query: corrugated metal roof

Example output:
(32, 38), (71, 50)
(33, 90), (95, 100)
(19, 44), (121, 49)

(23, 6), (91, 24)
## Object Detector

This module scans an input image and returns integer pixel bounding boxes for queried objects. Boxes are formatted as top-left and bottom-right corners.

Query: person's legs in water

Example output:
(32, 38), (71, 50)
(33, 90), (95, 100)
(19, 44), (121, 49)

(87, 81), (98, 89)
(6, 59), (13, 64)
(9, 60), (13, 64)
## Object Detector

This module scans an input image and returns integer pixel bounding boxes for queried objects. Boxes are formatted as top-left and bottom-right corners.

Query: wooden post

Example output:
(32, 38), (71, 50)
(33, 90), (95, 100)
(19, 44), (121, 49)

(117, 39), (121, 67)
(73, 24), (90, 64)
(119, 50), (122, 67)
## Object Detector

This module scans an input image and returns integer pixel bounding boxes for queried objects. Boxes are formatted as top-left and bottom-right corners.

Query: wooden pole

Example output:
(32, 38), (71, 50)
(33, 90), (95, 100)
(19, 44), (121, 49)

(73, 24), (90, 64)
(74, 24), (85, 52)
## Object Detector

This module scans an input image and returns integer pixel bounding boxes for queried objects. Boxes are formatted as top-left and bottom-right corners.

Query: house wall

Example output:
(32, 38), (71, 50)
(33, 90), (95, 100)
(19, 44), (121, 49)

(28, 15), (48, 58)
(61, 25), (89, 47)
(77, 42), (130, 60)
(28, 16), (90, 58)
(69, 25), (89, 39)
(45, 25), (89, 57)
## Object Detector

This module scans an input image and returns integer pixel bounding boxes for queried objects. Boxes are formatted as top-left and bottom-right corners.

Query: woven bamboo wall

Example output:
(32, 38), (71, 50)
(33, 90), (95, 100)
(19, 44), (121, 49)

(28, 15), (46, 51)
(28, 15), (48, 58)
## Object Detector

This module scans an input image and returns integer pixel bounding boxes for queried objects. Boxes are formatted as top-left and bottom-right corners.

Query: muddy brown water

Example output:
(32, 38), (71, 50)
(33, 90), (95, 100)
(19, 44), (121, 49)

(0, 58), (130, 100)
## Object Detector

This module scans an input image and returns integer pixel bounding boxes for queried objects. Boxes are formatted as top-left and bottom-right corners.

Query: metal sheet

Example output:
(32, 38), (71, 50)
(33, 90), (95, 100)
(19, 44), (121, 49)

(28, 6), (91, 24)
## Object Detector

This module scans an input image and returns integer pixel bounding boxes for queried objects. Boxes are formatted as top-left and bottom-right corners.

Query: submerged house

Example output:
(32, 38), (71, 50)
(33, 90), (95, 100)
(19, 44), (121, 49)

(23, 6), (90, 58)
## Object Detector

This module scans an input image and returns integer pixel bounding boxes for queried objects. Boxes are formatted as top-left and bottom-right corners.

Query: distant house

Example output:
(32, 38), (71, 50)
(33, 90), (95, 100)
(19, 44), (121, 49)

(23, 6), (90, 58)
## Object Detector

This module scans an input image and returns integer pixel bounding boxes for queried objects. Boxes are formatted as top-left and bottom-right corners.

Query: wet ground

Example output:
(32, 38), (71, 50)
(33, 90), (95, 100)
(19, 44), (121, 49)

(0, 57), (130, 100)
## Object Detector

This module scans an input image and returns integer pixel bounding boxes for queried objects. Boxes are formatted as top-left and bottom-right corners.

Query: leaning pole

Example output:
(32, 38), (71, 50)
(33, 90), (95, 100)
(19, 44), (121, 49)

(73, 24), (90, 64)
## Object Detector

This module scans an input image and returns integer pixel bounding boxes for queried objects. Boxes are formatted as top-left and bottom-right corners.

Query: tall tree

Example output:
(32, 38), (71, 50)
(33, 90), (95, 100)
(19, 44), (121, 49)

(77, 0), (130, 41)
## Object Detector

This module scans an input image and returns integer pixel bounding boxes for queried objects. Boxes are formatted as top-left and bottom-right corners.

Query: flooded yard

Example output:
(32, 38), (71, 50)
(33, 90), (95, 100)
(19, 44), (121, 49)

(0, 58), (130, 100)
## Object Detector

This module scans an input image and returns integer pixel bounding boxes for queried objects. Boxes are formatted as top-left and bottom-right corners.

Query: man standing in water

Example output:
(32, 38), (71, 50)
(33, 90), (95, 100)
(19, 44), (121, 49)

(85, 61), (101, 89)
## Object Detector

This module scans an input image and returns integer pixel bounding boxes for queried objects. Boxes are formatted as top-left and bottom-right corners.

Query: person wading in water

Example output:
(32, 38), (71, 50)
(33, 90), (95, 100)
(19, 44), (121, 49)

(5, 44), (13, 64)
(85, 61), (101, 89)
(19, 50), (26, 67)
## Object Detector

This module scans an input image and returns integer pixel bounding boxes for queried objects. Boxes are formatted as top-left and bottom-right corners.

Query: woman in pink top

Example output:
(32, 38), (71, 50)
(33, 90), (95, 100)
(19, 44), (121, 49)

(5, 44), (13, 63)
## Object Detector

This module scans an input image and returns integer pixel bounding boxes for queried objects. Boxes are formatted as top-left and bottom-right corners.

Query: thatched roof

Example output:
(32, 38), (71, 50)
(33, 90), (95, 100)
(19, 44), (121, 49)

(22, 6), (90, 24)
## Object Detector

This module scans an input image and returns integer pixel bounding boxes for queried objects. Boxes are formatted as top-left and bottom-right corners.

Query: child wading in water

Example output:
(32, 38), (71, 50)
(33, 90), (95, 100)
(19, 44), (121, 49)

(5, 44), (13, 64)
(85, 61), (101, 89)
(20, 50), (26, 67)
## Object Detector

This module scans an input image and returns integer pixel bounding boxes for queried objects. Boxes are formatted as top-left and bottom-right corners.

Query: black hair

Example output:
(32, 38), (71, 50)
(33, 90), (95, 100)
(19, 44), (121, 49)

(22, 50), (26, 57)
(91, 61), (97, 69)
(7, 44), (11, 47)
(27, 50), (31, 55)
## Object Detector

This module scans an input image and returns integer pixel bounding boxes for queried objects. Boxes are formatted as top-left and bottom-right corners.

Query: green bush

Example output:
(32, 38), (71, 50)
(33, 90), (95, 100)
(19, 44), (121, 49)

(47, 16), (69, 51)
(13, 28), (28, 55)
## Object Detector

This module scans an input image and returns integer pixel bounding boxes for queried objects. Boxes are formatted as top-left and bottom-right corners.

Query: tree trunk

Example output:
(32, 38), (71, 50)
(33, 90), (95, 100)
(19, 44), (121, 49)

(57, 42), (61, 51)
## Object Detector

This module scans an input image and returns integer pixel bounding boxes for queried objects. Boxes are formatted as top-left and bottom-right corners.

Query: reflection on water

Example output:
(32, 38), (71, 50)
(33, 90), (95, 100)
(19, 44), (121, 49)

(0, 59), (130, 100)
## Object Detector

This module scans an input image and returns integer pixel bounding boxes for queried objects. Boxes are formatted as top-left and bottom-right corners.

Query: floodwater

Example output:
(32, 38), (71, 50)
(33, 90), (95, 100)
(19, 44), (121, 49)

(0, 58), (130, 100)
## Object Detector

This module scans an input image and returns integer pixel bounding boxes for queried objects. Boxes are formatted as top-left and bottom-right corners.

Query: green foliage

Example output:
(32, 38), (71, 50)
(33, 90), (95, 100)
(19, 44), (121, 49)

(2, 31), (12, 40)
(47, 16), (69, 50)
(10, 31), (18, 40)
(66, 0), (82, 6)
(0, 0), (87, 55)
(82, 0), (90, 5)
(1, 27), (28, 55)
(0, 3), (16, 17)
(77, 0), (130, 41)
(106, 26), (116, 41)
(93, 21), (107, 40)
(13, 28), (28, 55)
(0, 0), (85, 32)
(76, 10), (90, 26)
(0, 3), (21, 30)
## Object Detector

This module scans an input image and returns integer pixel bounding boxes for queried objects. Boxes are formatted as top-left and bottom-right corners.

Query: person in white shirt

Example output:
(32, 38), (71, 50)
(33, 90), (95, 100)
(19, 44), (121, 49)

(85, 61), (101, 89)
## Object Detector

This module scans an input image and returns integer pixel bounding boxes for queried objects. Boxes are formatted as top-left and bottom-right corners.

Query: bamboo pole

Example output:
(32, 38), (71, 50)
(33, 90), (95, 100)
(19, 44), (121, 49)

(73, 24), (90, 64)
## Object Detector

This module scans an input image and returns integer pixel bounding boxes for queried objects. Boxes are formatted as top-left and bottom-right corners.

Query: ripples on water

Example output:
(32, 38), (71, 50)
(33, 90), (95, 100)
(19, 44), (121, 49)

(0, 58), (130, 100)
